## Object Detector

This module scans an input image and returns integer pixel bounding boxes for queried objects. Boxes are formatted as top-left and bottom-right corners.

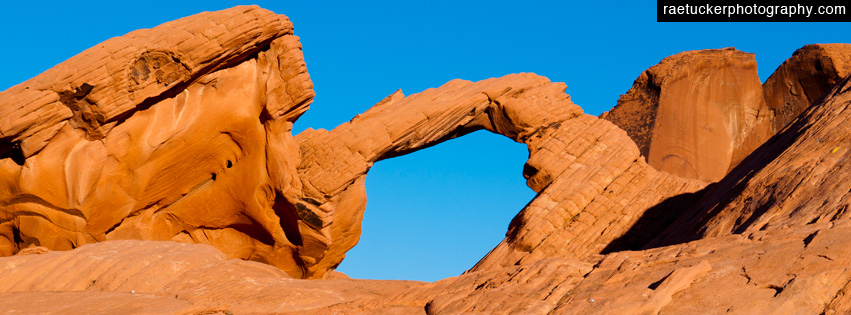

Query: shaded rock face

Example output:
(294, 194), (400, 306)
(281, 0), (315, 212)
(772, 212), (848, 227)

(4, 5), (851, 315)
(601, 48), (772, 182)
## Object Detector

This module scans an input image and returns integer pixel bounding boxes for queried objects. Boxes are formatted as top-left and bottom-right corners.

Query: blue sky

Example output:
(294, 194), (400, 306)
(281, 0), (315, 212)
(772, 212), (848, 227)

(2, 1), (847, 282)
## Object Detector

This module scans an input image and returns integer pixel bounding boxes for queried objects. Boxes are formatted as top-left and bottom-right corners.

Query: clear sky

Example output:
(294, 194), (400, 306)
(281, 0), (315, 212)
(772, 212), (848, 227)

(1, 1), (847, 282)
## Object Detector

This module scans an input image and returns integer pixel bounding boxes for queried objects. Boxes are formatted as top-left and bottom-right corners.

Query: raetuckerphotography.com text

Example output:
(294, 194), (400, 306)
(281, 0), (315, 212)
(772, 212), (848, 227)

(657, 1), (850, 22)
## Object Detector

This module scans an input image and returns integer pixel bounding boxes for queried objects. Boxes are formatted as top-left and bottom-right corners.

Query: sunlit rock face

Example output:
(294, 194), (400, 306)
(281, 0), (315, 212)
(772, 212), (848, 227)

(0, 6), (316, 278)
(762, 44), (851, 133)
(601, 48), (773, 182)
(602, 45), (851, 184)
(6, 6), (851, 314)
(294, 73), (707, 276)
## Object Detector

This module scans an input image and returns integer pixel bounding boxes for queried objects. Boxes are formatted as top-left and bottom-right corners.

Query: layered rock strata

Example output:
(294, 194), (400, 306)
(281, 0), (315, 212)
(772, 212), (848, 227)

(3, 217), (851, 313)
(294, 74), (705, 275)
(4, 5), (851, 314)
(0, 6), (317, 278)
(0, 241), (420, 314)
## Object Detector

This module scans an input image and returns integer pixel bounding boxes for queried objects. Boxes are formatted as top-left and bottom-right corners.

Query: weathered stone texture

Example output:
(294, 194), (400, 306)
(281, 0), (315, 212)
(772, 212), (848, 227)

(602, 48), (772, 182)
(0, 5), (316, 278)
(762, 43), (851, 132)
(3, 5), (851, 314)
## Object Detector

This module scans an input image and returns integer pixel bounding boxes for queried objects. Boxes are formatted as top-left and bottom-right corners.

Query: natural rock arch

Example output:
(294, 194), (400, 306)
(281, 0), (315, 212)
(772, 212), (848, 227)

(0, 6), (707, 280)
(291, 74), (706, 277)
(336, 130), (534, 280)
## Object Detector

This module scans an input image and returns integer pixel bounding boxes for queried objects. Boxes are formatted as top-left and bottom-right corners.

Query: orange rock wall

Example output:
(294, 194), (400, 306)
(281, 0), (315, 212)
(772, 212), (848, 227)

(603, 48), (772, 182)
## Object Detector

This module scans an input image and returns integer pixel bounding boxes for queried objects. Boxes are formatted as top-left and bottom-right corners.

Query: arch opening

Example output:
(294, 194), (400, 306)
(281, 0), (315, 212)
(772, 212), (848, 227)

(336, 131), (534, 281)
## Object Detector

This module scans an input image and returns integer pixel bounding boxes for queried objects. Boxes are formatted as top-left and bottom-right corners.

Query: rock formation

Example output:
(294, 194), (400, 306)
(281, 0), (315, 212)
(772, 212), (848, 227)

(407, 62), (851, 315)
(0, 6), (317, 278)
(3, 5), (851, 314)
(294, 74), (706, 275)
(0, 4), (706, 278)
(601, 48), (772, 182)
(762, 44), (851, 132)
(649, 73), (851, 248)
(0, 240), (420, 314)
(602, 45), (851, 183)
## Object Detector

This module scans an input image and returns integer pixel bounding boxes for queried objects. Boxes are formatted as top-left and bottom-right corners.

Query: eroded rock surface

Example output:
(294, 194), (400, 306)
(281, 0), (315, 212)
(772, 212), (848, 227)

(315, 221), (851, 314)
(0, 240), (422, 314)
(601, 48), (772, 182)
(292, 74), (582, 275)
(422, 72), (851, 315)
(650, 71), (851, 248)
(762, 43), (851, 132)
(293, 74), (705, 275)
(0, 5), (704, 280)
(4, 4), (851, 315)
(0, 5), (317, 278)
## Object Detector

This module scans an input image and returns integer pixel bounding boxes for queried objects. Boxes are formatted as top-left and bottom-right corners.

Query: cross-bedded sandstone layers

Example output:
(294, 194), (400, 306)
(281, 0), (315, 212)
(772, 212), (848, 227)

(0, 6), (317, 277)
(4, 215), (851, 314)
(293, 74), (583, 276)
(601, 48), (772, 182)
(314, 221), (851, 314)
(5, 5), (851, 313)
(763, 43), (851, 133)
(293, 74), (705, 277)
(0, 4), (705, 280)
(470, 114), (706, 271)
(283, 44), (851, 312)
(256, 66), (851, 314)
(421, 58), (851, 315)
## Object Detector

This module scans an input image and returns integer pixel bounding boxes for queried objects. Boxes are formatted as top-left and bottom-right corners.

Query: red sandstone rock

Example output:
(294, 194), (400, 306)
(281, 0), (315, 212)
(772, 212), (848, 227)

(602, 48), (772, 182)
(0, 240), (422, 314)
(293, 74), (705, 276)
(763, 44), (851, 133)
(3, 4), (851, 315)
(0, 5), (316, 278)
(649, 69), (851, 249)
(4, 220), (851, 314)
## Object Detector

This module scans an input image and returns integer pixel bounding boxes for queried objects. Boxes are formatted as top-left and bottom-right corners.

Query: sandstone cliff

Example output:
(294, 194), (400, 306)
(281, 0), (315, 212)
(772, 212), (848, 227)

(650, 71), (851, 248)
(601, 48), (772, 182)
(602, 44), (851, 184)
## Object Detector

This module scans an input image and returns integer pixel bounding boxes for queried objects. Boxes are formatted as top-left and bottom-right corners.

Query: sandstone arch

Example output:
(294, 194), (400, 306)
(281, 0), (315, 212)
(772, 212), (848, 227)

(7, 6), (851, 314)
(292, 74), (706, 277)
(0, 5), (707, 280)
